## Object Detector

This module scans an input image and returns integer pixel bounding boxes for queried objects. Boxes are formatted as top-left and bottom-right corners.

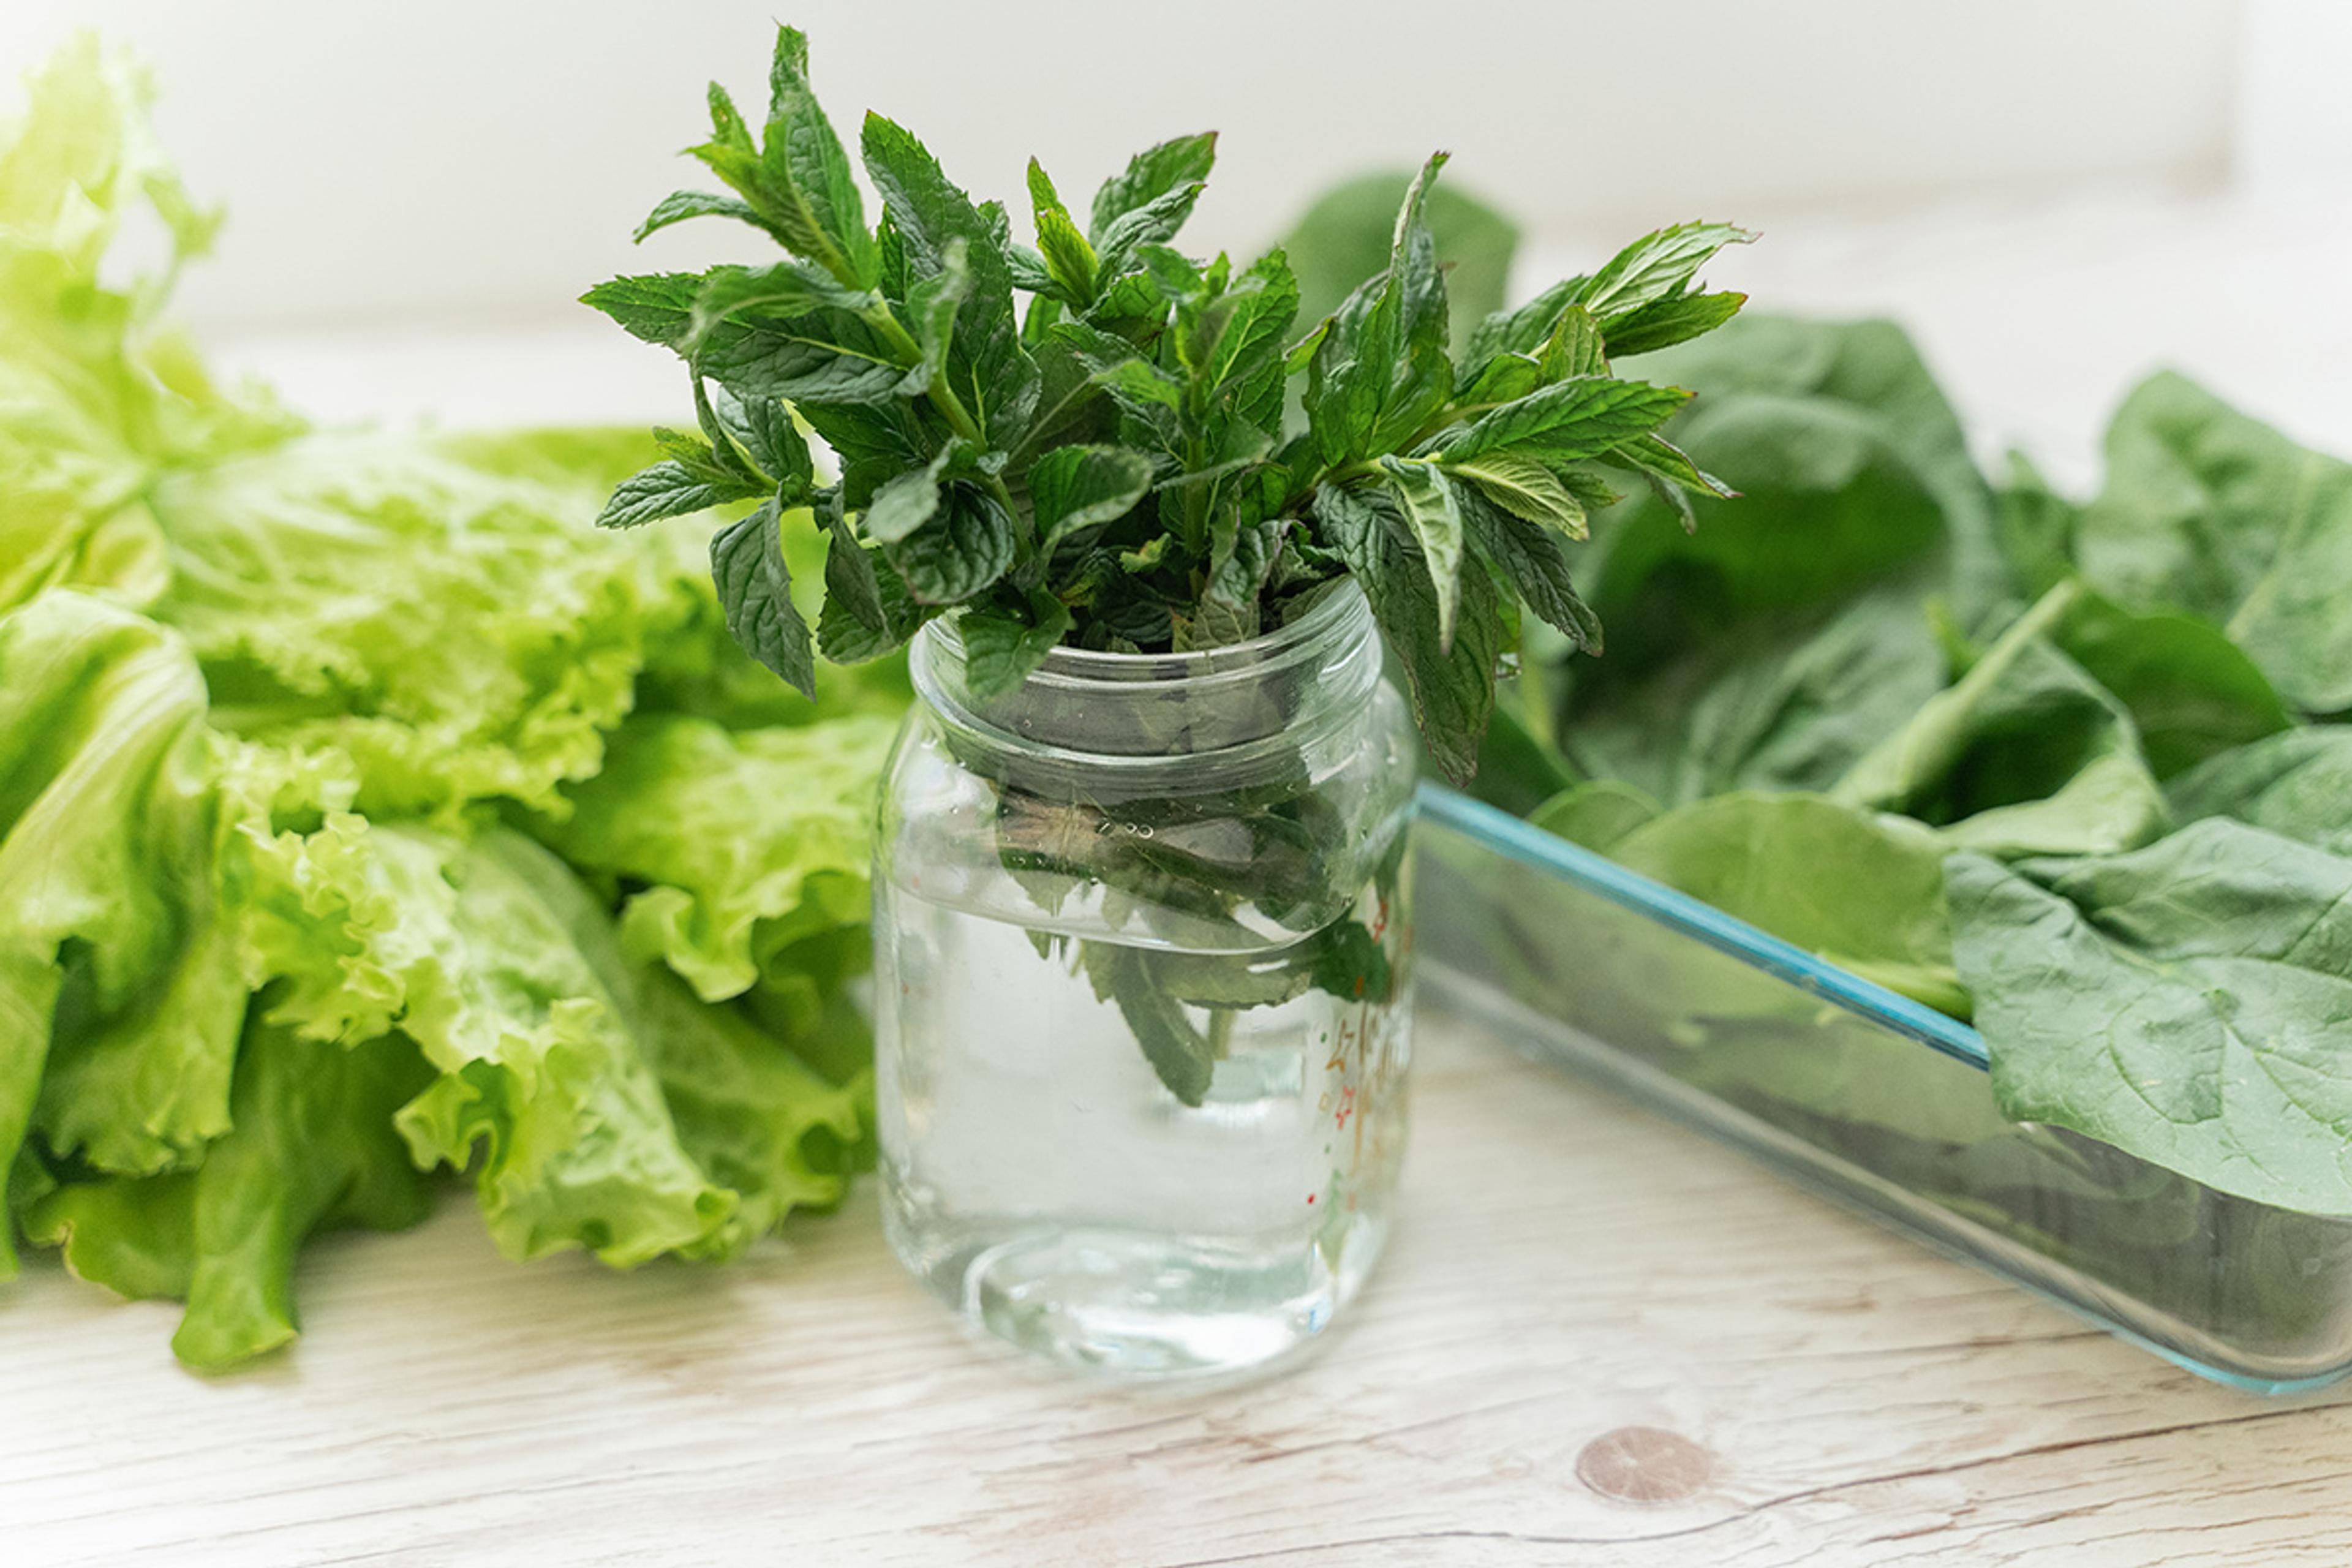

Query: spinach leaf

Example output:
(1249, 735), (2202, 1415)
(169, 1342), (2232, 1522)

(1833, 583), (2167, 859)
(1608, 793), (1967, 1016)
(2169, 727), (2352, 856)
(2076, 372), (2352, 715)
(1950, 821), (2352, 1216)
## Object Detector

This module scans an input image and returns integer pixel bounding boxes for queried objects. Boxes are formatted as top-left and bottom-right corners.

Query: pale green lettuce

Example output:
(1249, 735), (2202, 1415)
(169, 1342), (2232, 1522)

(1, 40), (902, 1366)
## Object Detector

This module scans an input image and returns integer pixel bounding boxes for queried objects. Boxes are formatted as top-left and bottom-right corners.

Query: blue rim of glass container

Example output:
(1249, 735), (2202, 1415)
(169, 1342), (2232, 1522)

(1417, 783), (1991, 1072)
(1414, 783), (2349, 1396)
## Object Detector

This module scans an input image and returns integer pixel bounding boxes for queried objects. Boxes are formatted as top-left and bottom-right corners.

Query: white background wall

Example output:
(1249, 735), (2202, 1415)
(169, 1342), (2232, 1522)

(1, 0), (2264, 333)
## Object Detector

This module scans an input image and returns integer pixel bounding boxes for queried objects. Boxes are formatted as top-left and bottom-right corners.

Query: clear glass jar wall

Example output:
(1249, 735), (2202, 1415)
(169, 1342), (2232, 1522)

(872, 584), (1417, 1379)
(1415, 787), (2352, 1392)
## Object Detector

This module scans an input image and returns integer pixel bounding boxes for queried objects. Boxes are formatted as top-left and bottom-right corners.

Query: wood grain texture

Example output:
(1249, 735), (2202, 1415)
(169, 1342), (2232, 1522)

(9, 1008), (2350, 1568)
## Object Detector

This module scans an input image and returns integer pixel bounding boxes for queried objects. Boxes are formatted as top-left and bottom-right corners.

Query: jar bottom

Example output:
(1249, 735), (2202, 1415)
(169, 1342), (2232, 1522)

(885, 1198), (1390, 1380)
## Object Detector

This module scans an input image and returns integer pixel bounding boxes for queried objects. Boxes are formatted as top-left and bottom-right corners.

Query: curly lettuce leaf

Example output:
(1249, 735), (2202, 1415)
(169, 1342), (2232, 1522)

(0, 37), (292, 617)
(0, 594), (239, 1275)
(24, 1021), (437, 1369)
(529, 712), (895, 1002)
(144, 433), (668, 819)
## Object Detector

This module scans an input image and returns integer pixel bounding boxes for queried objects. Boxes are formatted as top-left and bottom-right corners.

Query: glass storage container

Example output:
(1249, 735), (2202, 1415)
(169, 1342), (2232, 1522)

(1416, 785), (2352, 1393)
(873, 585), (1415, 1380)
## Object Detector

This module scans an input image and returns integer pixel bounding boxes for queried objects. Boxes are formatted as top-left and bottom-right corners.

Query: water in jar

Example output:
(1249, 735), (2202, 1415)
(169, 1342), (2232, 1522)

(875, 876), (1410, 1380)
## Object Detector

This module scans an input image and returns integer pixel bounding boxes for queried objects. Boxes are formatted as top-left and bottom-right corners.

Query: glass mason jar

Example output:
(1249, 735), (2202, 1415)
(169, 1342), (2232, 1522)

(872, 582), (1417, 1380)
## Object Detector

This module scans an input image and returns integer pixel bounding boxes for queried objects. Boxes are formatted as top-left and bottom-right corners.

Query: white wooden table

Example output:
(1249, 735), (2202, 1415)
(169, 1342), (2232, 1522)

(12, 1006), (2351, 1566)
(14, 193), (2352, 1564)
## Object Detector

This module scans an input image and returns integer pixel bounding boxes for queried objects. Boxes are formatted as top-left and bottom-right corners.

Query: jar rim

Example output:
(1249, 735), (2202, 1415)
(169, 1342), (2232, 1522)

(920, 578), (1371, 693)
(909, 579), (1385, 780)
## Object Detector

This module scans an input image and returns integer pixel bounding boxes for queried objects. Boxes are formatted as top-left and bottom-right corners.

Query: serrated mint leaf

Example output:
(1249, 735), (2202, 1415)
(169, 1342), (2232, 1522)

(1153, 424), (1275, 500)
(703, 79), (755, 157)
(1094, 183), (1206, 283)
(1444, 452), (1587, 540)
(898, 236), (971, 397)
(862, 462), (945, 543)
(1458, 483), (1602, 653)
(1092, 357), (1185, 441)
(710, 499), (816, 696)
(1199, 518), (1285, 643)
(1088, 132), (1218, 247)
(1578, 221), (1755, 324)
(1437, 375), (1691, 464)
(1030, 444), (1154, 552)
(709, 386), (815, 495)
(662, 405), (763, 490)
(1378, 455), (1465, 649)
(1082, 942), (1217, 1106)
(1304, 154), (1452, 466)
(1602, 290), (1746, 359)
(581, 273), (701, 348)
(687, 260), (876, 352)
(595, 460), (760, 529)
(861, 111), (1039, 445)
(959, 590), (1075, 699)
(1540, 303), (1607, 379)
(1027, 159), (1098, 306)
(1313, 484), (1500, 783)
(697, 310), (906, 405)
(758, 25), (878, 285)
(818, 501), (929, 661)
(1183, 248), (1298, 403)
(1006, 243), (1055, 295)
(634, 189), (774, 244)
(885, 483), (1017, 605)
(1455, 352), (1542, 411)
(1610, 431), (1736, 532)
(1463, 277), (1581, 372)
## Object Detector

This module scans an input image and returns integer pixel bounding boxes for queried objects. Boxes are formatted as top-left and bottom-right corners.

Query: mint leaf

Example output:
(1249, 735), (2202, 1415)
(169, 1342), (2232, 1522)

(756, 26), (878, 285)
(1030, 444), (1153, 552)
(860, 112), (1040, 443)
(818, 510), (929, 662)
(1458, 483), (1602, 653)
(709, 500), (817, 696)
(594, 460), (763, 529)
(581, 272), (703, 347)
(885, 484), (1017, 605)
(634, 189), (774, 244)
(897, 236), (971, 397)
(707, 386), (815, 494)
(687, 260), (876, 351)
(1027, 159), (1098, 306)
(1377, 456), (1465, 649)
(1081, 943), (1216, 1106)
(696, 311), (907, 404)
(1088, 132), (1217, 247)
(1093, 183), (1207, 284)
(863, 464), (945, 543)
(1539, 303), (1607, 378)
(1604, 290), (1746, 359)
(1436, 376), (1691, 464)
(1444, 451), (1588, 540)
(1182, 247), (1297, 404)
(1578, 221), (1754, 323)
(1313, 484), (1500, 783)
(959, 590), (1075, 699)
(1304, 154), (1452, 466)
(1610, 431), (1738, 532)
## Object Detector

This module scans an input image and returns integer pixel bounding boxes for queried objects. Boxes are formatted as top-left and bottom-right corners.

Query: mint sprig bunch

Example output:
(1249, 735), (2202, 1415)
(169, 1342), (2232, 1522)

(587, 24), (1751, 780)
